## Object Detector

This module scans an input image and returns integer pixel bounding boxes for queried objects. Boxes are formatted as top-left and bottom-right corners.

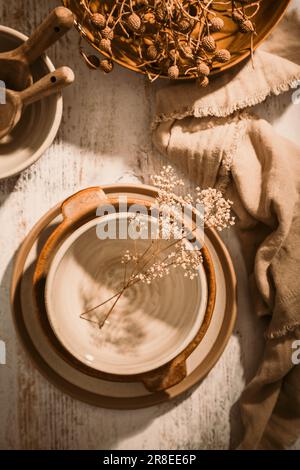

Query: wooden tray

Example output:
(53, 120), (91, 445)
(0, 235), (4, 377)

(10, 183), (237, 409)
(62, 0), (291, 80)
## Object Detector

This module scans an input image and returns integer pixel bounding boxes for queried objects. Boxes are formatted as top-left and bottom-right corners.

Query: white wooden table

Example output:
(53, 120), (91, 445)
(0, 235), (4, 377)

(0, 0), (299, 450)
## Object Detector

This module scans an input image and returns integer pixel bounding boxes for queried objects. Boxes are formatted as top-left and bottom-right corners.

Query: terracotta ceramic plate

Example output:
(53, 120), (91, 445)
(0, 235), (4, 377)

(11, 184), (237, 409)
(63, 0), (291, 79)
(45, 213), (208, 375)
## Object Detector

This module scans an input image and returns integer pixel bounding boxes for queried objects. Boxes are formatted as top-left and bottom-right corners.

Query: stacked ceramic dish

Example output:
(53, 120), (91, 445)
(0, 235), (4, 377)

(11, 184), (237, 408)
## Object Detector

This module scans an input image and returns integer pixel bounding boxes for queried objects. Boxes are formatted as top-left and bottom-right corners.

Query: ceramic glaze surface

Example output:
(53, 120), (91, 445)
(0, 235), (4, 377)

(46, 214), (208, 375)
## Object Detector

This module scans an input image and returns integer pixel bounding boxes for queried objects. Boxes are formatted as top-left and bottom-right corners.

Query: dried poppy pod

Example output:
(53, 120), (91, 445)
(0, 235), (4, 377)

(138, 23), (146, 34)
(197, 61), (210, 77)
(240, 19), (255, 33)
(127, 13), (142, 32)
(232, 10), (244, 23)
(91, 13), (106, 30)
(101, 26), (114, 40)
(210, 16), (224, 32)
(177, 18), (192, 32)
(202, 35), (216, 53)
(168, 65), (179, 80)
(146, 45), (159, 60)
(100, 38), (112, 55)
(182, 45), (194, 58)
(215, 49), (231, 63)
(155, 5), (166, 22)
(197, 76), (209, 87)
(100, 59), (114, 73)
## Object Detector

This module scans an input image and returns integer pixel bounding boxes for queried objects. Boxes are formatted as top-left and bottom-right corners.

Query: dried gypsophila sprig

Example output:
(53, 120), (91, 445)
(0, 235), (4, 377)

(80, 165), (235, 329)
(78, 0), (261, 83)
(150, 166), (235, 231)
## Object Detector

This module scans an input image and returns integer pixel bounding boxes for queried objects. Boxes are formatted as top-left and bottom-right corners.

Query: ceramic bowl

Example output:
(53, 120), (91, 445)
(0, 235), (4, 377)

(45, 212), (208, 375)
(0, 26), (63, 179)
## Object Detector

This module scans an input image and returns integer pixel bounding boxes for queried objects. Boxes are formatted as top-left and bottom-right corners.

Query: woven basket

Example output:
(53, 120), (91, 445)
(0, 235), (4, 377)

(63, 0), (291, 80)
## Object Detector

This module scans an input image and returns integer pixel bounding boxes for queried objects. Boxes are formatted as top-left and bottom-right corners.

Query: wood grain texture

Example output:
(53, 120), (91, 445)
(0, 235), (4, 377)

(0, 0), (300, 450)
(1, 67), (74, 139)
(0, 6), (73, 91)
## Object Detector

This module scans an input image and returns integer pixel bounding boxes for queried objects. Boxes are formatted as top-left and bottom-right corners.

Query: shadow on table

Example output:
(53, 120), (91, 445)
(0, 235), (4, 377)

(220, 229), (267, 449)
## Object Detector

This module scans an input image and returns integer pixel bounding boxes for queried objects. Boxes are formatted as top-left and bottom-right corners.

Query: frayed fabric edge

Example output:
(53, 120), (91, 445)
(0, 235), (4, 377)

(152, 74), (300, 128)
(266, 322), (300, 340)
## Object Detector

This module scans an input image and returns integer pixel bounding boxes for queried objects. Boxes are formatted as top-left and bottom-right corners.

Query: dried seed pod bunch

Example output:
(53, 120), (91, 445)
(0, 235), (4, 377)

(81, 0), (261, 82)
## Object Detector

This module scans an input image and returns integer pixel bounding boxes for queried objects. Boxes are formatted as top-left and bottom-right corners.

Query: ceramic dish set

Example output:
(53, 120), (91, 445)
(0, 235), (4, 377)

(3, 0), (291, 408)
(11, 184), (237, 408)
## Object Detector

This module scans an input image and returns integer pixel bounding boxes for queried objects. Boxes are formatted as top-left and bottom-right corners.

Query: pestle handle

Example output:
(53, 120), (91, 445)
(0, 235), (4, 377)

(15, 7), (74, 64)
(19, 67), (75, 106)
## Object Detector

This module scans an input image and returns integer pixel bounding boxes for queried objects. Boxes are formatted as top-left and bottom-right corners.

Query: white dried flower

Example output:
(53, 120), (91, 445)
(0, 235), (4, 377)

(196, 187), (235, 231)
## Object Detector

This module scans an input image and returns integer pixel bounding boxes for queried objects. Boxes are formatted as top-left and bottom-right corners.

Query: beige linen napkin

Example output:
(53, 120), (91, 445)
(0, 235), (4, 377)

(152, 12), (300, 450)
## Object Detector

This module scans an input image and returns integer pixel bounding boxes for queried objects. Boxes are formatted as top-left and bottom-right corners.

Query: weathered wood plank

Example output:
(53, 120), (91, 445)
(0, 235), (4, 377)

(0, 0), (299, 450)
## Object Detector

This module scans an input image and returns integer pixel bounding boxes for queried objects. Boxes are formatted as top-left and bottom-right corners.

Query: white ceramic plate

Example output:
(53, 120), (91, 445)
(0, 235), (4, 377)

(0, 26), (63, 179)
(45, 213), (208, 375)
